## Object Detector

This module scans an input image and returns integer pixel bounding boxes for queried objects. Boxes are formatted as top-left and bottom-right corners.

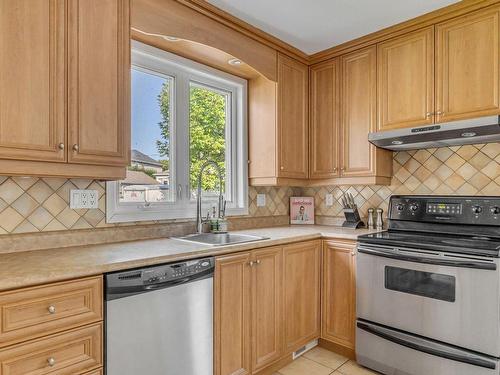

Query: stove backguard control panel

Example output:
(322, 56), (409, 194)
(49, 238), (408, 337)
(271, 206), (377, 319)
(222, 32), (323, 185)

(389, 196), (500, 226)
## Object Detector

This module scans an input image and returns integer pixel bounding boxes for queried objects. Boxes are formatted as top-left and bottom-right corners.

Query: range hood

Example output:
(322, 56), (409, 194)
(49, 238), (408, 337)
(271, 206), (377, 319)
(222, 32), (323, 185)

(368, 115), (500, 151)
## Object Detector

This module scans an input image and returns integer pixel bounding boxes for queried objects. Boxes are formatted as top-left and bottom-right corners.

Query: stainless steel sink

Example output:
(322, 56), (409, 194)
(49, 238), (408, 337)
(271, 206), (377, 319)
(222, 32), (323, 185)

(173, 233), (269, 246)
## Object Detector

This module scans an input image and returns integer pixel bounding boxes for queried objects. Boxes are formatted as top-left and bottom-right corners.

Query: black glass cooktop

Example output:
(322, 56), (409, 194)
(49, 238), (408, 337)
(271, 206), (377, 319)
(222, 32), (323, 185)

(358, 231), (500, 258)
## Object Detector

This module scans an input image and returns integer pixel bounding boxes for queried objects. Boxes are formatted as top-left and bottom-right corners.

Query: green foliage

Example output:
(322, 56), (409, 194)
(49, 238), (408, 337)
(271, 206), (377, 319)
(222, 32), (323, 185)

(156, 81), (171, 162)
(156, 82), (226, 191)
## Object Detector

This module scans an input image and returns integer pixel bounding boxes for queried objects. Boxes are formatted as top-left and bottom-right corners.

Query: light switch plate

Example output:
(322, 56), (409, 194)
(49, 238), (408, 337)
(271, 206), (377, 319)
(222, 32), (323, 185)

(256, 194), (266, 207)
(70, 189), (99, 209)
(325, 193), (333, 207)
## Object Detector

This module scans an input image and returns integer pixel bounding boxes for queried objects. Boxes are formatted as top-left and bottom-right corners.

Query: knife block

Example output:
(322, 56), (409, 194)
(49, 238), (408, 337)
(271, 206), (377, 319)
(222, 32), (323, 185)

(342, 208), (365, 228)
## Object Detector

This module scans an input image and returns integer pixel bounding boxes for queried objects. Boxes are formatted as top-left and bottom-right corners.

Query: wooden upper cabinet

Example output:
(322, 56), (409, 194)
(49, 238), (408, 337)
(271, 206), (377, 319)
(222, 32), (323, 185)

(0, 0), (66, 162)
(321, 240), (356, 353)
(68, 0), (130, 166)
(215, 253), (252, 375)
(283, 241), (321, 353)
(340, 46), (379, 177)
(310, 59), (340, 179)
(277, 53), (309, 179)
(378, 27), (435, 131)
(251, 247), (283, 373)
(436, 7), (500, 122)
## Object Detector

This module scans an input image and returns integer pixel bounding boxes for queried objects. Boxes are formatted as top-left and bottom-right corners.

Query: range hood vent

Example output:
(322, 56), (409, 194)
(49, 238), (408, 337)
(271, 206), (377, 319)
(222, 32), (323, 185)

(368, 116), (500, 151)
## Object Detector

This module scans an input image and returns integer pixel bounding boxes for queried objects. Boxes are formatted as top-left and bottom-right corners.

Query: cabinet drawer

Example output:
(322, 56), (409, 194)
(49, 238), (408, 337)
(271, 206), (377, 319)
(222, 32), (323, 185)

(83, 368), (102, 375)
(0, 323), (102, 375)
(0, 276), (102, 347)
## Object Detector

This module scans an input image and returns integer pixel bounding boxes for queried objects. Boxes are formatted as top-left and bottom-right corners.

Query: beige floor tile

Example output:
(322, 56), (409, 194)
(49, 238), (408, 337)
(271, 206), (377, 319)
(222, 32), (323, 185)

(336, 360), (380, 375)
(303, 347), (349, 370)
(278, 357), (333, 375)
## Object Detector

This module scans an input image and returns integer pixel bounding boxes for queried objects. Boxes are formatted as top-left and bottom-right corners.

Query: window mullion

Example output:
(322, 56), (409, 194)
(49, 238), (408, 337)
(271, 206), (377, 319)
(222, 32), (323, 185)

(175, 72), (191, 209)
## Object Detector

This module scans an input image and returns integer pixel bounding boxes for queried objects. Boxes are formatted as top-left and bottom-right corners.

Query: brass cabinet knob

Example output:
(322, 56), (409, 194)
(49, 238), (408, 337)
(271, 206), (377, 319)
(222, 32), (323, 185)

(47, 357), (56, 367)
(436, 111), (444, 116)
(72, 144), (79, 152)
(333, 167), (337, 172)
(255, 260), (261, 265)
(58, 143), (65, 150)
(351, 251), (356, 256)
(280, 166), (284, 170)
(248, 261), (254, 267)
(426, 112), (433, 118)
(48, 305), (56, 314)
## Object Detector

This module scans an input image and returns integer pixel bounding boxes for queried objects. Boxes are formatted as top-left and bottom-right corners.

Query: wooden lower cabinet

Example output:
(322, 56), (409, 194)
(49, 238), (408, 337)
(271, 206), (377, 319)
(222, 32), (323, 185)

(282, 241), (321, 353)
(215, 241), (322, 375)
(321, 240), (357, 356)
(83, 370), (103, 375)
(0, 323), (102, 375)
(251, 247), (283, 372)
(0, 276), (102, 348)
(215, 252), (252, 375)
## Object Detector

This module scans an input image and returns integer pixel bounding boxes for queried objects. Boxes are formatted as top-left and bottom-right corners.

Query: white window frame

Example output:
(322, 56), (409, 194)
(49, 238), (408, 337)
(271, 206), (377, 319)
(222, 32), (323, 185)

(106, 41), (248, 223)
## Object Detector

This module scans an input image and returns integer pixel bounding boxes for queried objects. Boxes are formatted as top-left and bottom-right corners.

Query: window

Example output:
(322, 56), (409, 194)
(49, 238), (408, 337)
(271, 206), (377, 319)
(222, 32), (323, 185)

(106, 41), (248, 222)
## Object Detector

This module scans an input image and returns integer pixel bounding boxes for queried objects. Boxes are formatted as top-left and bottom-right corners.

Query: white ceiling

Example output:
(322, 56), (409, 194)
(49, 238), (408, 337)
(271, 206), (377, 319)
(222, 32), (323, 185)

(206, 0), (460, 54)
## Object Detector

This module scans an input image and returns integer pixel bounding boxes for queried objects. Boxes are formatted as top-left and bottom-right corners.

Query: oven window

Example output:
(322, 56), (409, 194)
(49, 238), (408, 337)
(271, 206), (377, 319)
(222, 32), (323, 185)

(385, 266), (456, 302)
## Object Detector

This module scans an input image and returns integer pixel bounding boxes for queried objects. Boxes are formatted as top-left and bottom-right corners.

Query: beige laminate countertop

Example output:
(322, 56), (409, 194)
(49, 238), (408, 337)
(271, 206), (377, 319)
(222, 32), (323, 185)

(0, 225), (381, 292)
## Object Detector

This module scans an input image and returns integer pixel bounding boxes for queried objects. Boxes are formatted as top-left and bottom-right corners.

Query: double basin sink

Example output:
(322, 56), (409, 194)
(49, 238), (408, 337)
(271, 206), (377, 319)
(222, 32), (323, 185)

(174, 232), (269, 246)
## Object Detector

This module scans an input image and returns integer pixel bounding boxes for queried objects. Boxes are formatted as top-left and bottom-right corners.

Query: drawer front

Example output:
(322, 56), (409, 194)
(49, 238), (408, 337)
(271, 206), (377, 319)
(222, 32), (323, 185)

(0, 323), (102, 375)
(83, 368), (102, 375)
(0, 276), (102, 347)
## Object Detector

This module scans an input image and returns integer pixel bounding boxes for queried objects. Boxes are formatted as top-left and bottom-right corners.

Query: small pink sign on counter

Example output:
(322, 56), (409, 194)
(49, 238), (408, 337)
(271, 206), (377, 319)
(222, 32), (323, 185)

(290, 197), (315, 225)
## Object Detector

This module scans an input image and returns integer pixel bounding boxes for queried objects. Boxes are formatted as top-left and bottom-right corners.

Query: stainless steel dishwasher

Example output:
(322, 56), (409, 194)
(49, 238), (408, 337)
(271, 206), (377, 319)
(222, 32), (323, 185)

(105, 257), (214, 375)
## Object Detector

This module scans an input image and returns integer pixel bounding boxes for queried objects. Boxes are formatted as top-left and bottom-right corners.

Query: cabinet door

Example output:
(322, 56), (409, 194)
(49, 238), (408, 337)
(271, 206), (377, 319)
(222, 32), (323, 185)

(283, 241), (321, 352)
(436, 7), (500, 122)
(68, 0), (130, 166)
(277, 53), (308, 179)
(322, 240), (356, 350)
(340, 46), (378, 177)
(378, 27), (434, 131)
(215, 253), (252, 375)
(310, 60), (340, 179)
(251, 247), (283, 372)
(0, 0), (66, 162)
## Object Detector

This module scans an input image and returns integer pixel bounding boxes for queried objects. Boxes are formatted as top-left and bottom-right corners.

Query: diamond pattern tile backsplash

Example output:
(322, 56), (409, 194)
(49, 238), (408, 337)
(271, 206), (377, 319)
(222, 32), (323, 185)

(0, 175), (297, 234)
(0, 143), (498, 235)
(306, 143), (500, 220)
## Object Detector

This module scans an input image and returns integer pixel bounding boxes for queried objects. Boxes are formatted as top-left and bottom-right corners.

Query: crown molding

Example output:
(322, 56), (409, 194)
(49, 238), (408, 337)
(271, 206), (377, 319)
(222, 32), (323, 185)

(309, 0), (500, 65)
(174, 0), (499, 67)
(175, 0), (310, 64)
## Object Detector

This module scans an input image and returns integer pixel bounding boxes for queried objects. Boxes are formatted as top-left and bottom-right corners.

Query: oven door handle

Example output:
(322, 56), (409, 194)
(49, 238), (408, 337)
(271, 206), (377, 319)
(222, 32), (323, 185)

(357, 246), (496, 270)
(357, 320), (497, 370)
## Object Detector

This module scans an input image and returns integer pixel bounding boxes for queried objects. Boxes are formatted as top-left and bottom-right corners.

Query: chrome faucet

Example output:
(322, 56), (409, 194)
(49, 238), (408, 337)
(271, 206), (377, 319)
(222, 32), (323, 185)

(196, 160), (225, 233)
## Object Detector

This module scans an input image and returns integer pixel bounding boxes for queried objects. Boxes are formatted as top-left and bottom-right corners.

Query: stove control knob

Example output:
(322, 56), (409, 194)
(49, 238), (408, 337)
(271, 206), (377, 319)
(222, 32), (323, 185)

(396, 204), (404, 211)
(490, 206), (500, 215)
(472, 206), (483, 214)
(409, 203), (419, 212)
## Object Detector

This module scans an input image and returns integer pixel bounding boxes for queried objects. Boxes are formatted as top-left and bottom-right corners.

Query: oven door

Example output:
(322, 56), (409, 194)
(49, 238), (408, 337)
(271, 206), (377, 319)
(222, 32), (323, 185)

(356, 243), (500, 357)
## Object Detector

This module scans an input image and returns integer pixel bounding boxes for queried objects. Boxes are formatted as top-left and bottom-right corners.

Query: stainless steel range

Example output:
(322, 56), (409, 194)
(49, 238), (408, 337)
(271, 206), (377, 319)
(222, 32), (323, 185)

(356, 195), (500, 375)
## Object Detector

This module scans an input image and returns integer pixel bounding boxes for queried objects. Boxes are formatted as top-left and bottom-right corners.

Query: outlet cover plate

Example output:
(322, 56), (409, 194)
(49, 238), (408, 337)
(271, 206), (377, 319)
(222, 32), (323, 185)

(325, 193), (333, 207)
(256, 194), (266, 207)
(70, 189), (99, 209)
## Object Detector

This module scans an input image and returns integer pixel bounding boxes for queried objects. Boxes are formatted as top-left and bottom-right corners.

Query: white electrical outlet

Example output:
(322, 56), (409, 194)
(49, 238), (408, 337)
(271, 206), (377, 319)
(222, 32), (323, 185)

(325, 193), (333, 207)
(70, 189), (99, 209)
(256, 194), (266, 207)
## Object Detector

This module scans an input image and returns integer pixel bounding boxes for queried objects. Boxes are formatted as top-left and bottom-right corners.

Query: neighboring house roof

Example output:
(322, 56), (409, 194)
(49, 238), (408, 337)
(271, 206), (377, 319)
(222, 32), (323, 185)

(131, 149), (162, 168)
(122, 170), (159, 185)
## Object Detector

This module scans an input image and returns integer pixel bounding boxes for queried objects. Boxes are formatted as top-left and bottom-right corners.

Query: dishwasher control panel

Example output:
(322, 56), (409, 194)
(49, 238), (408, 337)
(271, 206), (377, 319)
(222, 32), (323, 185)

(105, 257), (215, 300)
